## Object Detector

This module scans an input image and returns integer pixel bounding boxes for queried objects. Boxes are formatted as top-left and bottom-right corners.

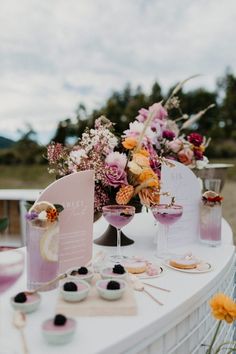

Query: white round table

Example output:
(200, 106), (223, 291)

(0, 213), (235, 354)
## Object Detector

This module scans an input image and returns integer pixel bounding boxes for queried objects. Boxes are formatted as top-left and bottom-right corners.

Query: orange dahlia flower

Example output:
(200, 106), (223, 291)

(139, 169), (159, 188)
(210, 293), (236, 323)
(122, 137), (137, 150)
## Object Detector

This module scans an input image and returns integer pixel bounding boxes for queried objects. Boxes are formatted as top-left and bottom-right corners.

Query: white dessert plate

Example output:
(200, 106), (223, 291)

(163, 260), (213, 274)
(132, 266), (164, 279)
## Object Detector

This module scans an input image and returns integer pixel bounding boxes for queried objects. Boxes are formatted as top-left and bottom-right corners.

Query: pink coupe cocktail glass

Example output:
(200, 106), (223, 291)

(102, 205), (135, 262)
(151, 204), (183, 258)
(0, 250), (24, 294)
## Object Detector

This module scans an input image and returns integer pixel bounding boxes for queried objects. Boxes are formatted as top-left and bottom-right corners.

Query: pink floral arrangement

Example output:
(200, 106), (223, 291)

(47, 80), (213, 213)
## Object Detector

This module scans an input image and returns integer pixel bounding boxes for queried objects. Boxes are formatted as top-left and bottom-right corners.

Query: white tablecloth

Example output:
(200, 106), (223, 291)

(0, 212), (235, 354)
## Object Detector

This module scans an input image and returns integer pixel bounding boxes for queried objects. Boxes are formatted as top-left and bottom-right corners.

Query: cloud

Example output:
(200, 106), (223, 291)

(0, 0), (235, 141)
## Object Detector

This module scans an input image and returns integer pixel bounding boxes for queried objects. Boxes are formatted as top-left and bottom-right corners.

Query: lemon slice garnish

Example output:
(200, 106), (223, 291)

(40, 223), (59, 262)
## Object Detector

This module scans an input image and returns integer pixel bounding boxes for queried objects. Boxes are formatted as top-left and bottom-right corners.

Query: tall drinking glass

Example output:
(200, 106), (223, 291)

(102, 205), (135, 262)
(204, 178), (221, 193)
(200, 191), (222, 246)
(26, 221), (59, 291)
(151, 204), (183, 258)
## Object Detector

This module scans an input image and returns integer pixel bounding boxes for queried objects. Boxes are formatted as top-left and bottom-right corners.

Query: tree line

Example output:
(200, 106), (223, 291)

(1, 69), (236, 164)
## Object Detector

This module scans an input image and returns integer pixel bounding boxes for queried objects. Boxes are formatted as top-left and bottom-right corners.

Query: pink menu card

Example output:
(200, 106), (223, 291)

(37, 170), (94, 272)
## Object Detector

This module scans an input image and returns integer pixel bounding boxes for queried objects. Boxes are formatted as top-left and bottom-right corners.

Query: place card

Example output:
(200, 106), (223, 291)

(160, 160), (201, 247)
(37, 170), (94, 272)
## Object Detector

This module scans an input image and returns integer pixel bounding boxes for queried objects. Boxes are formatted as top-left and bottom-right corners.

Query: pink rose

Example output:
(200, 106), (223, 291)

(105, 164), (127, 187)
(167, 139), (183, 153)
(178, 148), (194, 165)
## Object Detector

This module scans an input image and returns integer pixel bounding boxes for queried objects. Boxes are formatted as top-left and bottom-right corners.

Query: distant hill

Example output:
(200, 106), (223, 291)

(0, 136), (15, 149)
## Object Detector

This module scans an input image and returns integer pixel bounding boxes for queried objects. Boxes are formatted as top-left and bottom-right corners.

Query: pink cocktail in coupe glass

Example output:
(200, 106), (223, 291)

(102, 205), (135, 262)
(0, 250), (24, 294)
(151, 204), (183, 258)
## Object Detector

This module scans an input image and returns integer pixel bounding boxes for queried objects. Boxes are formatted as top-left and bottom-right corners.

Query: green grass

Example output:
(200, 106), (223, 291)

(0, 165), (54, 189)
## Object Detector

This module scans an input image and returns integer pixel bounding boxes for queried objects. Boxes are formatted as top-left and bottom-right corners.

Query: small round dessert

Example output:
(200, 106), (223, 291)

(10, 292), (41, 313)
(69, 266), (93, 283)
(96, 279), (126, 300)
(101, 264), (127, 280)
(60, 279), (90, 302)
(169, 258), (199, 270)
(124, 261), (147, 274)
(42, 314), (76, 345)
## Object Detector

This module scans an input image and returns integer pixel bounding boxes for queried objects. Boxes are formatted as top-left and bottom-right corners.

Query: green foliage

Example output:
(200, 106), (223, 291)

(0, 218), (8, 232)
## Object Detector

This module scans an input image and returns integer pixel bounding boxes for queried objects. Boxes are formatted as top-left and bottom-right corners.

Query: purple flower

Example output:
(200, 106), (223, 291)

(162, 130), (176, 141)
(25, 211), (38, 221)
(105, 165), (128, 188)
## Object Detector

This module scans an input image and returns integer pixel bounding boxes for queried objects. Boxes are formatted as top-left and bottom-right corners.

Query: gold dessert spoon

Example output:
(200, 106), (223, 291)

(13, 311), (29, 354)
(25, 273), (68, 294)
(132, 278), (163, 305)
(129, 274), (170, 293)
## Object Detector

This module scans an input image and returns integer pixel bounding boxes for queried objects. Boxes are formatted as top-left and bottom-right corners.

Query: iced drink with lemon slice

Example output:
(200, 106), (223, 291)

(26, 201), (62, 291)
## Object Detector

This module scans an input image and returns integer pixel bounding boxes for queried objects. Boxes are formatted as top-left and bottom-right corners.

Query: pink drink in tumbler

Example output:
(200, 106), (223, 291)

(26, 222), (59, 290)
(200, 191), (222, 246)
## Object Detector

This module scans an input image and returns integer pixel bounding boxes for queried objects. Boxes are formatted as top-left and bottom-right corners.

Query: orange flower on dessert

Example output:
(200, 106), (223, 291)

(122, 137), (137, 150)
(46, 208), (58, 222)
(209, 293), (236, 323)
(133, 153), (150, 167)
(139, 188), (160, 206)
(139, 169), (159, 188)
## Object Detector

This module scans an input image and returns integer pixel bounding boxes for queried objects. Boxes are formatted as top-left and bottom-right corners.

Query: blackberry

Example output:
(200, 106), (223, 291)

(14, 292), (27, 303)
(78, 267), (88, 275)
(113, 264), (125, 274)
(54, 314), (67, 326)
(63, 282), (78, 292)
(107, 281), (120, 290)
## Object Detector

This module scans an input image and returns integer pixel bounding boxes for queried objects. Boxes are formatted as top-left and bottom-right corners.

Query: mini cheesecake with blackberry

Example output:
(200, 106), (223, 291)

(42, 314), (76, 345)
(60, 279), (90, 302)
(100, 264), (127, 280)
(69, 266), (93, 283)
(96, 279), (126, 300)
(11, 291), (41, 313)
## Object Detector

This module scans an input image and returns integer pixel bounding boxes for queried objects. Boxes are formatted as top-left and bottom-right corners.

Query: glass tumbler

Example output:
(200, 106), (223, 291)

(200, 201), (221, 246)
(26, 221), (59, 291)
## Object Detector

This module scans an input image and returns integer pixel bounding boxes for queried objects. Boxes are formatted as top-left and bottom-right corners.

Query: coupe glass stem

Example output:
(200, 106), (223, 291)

(116, 228), (122, 259)
(156, 224), (169, 258)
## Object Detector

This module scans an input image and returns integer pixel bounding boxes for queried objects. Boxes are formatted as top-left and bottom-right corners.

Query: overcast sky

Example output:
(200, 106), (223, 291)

(0, 0), (236, 143)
